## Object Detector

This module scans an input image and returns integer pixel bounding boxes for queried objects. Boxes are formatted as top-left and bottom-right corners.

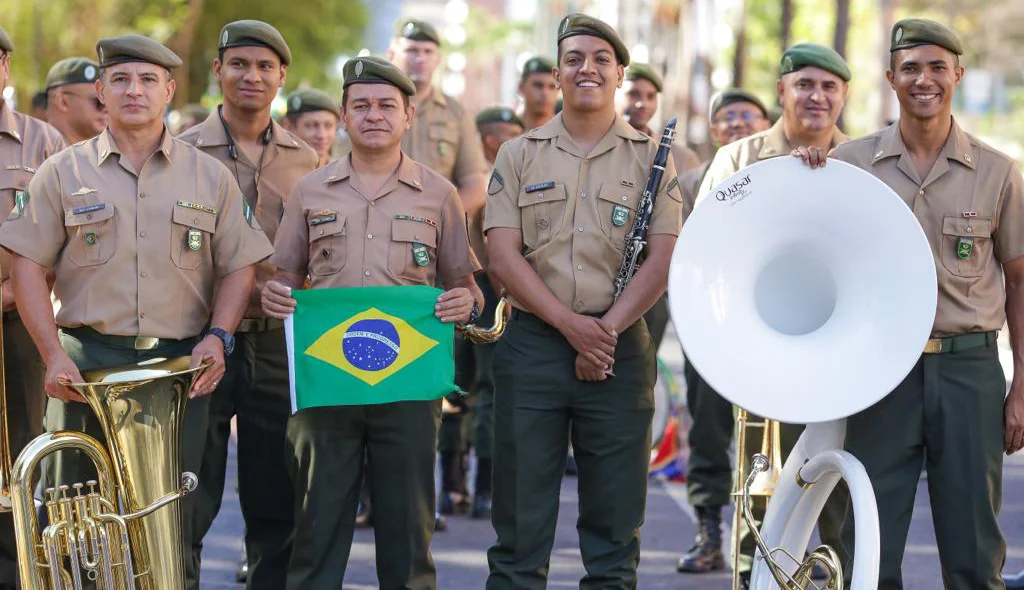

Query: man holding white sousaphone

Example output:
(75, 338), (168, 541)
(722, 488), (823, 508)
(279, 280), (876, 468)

(793, 19), (1024, 590)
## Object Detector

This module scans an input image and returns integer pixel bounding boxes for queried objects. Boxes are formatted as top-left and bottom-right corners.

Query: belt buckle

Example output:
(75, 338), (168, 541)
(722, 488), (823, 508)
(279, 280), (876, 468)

(923, 339), (943, 354)
(134, 336), (159, 351)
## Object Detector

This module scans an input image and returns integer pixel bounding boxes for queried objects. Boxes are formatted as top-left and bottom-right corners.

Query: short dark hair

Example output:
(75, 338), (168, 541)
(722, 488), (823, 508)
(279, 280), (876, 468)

(889, 49), (959, 72)
(556, 41), (624, 68)
(340, 86), (411, 111)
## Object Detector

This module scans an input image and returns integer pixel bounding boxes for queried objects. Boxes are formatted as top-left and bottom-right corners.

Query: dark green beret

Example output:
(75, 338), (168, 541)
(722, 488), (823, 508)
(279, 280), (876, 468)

(522, 56), (555, 77)
(397, 19), (440, 46)
(709, 88), (768, 122)
(96, 35), (182, 70)
(45, 57), (100, 91)
(287, 88), (339, 118)
(32, 91), (47, 109)
(557, 13), (630, 67)
(780, 42), (851, 82)
(219, 20), (291, 66)
(625, 63), (663, 92)
(0, 28), (12, 53)
(343, 56), (416, 97)
(475, 106), (524, 131)
(891, 18), (963, 55)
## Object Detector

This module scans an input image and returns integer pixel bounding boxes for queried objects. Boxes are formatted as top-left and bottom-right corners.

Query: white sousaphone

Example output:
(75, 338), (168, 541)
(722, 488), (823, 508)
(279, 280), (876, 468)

(668, 157), (937, 590)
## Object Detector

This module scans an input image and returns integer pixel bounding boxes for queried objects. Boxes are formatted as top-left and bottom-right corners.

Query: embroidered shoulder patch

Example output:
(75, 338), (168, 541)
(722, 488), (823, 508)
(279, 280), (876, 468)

(487, 170), (504, 195)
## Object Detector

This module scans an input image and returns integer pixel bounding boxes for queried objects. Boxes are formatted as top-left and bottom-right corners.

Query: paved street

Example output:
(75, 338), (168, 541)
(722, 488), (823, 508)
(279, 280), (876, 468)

(199, 328), (1024, 589)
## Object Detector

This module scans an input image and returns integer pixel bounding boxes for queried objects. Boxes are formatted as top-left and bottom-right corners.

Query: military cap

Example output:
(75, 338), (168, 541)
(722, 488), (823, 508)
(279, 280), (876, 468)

(96, 35), (182, 69)
(287, 88), (339, 118)
(342, 56), (416, 96)
(219, 20), (292, 66)
(557, 13), (630, 66)
(890, 18), (963, 55)
(397, 19), (441, 46)
(0, 27), (12, 53)
(45, 57), (100, 91)
(31, 91), (47, 110)
(626, 63), (663, 92)
(522, 56), (555, 77)
(475, 106), (525, 131)
(780, 42), (851, 82)
(709, 88), (768, 122)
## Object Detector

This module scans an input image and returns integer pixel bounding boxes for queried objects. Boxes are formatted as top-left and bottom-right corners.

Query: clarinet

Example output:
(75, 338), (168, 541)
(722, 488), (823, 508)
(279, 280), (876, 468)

(612, 117), (677, 300)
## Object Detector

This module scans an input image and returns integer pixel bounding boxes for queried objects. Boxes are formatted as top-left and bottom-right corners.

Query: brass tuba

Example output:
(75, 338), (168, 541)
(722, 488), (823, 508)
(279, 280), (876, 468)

(10, 356), (203, 589)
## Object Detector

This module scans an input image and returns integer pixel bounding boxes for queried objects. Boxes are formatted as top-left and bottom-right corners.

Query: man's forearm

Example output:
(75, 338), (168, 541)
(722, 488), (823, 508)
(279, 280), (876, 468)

(602, 235), (675, 334)
(11, 256), (63, 364)
(210, 266), (256, 332)
(1006, 275), (1024, 379)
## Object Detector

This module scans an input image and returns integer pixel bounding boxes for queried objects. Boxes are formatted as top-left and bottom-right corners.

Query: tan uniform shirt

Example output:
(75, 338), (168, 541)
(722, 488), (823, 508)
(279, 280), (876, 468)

(680, 159), (711, 222)
(484, 114), (683, 314)
(273, 153), (479, 289)
(698, 119), (848, 198)
(0, 128), (274, 339)
(641, 124), (701, 175)
(833, 121), (1024, 337)
(403, 87), (487, 183)
(178, 112), (318, 317)
(0, 102), (65, 281)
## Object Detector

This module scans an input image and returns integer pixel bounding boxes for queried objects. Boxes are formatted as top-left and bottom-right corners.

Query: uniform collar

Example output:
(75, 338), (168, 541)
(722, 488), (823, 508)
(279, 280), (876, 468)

(192, 108), (302, 150)
(324, 152), (423, 191)
(424, 86), (447, 107)
(96, 126), (175, 165)
(873, 117), (976, 171)
(757, 119), (848, 160)
(526, 113), (646, 158)
(0, 101), (22, 143)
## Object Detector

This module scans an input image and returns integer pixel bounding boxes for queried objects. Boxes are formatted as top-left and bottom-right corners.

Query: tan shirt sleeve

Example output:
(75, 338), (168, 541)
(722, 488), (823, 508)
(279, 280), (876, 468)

(995, 161), (1024, 264)
(437, 185), (481, 283)
(453, 107), (488, 182)
(271, 182), (311, 275)
(212, 167), (274, 276)
(482, 143), (521, 232)
(0, 160), (67, 267)
(648, 156), (682, 236)
(46, 134), (67, 159)
(671, 143), (701, 174)
(697, 147), (740, 203)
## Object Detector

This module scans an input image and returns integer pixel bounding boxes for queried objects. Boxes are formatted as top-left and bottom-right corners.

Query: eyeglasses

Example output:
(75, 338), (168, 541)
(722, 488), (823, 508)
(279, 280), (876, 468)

(714, 111), (765, 125)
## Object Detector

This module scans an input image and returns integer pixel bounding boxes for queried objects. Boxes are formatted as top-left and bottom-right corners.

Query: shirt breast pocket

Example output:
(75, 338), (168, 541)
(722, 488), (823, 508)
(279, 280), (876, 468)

(597, 183), (640, 249)
(940, 215), (993, 278)
(517, 184), (567, 251)
(428, 124), (459, 176)
(64, 203), (116, 267)
(308, 216), (347, 276)
(388, 218), (437, 282)
(171, 206), (217, 270)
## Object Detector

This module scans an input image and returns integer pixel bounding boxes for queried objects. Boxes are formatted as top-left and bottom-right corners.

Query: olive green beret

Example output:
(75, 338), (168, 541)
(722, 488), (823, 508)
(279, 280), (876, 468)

(287, 88), (339, 118)
(343, 56), (416, 97)
(31, 91), (47, 109)
(219, 20), (291, 66)
(522, 56), (555, 77)
(625, 63), (663, 92)
(475, 106), (525, 131)
(96, 35), (182, 70)
(780, 42), (851, 82)
(0, 28), (12, 53)
(557, 13), (630, 67)
(891, 18), (963, 55)
(709, 88), (768, 122)
(45, 57), (100, 91)
(396, 19), (440, 46)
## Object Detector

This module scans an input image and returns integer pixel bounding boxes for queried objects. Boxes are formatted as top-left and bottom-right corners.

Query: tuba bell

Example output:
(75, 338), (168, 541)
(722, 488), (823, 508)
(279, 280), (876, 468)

(669, 157), (937, 590)
(10, 356), (204, 590)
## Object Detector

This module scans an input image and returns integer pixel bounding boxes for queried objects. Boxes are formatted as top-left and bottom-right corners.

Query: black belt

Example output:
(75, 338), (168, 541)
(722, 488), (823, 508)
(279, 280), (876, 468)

(60, 326), (191, 351)
(236, 317), (284, 333)
(923, 331), (997, 354)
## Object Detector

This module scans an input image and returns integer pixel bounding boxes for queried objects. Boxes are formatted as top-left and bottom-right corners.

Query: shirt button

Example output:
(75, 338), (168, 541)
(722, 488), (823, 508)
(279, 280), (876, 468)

(139, 193), (146, 199)
(140, 312), (146, 319)
(139, 232), (146, 238)
(319, 229), (324, 235)
(370, 201), (375, 207)
(581, 193), (586, 199)
(576, 264), (583, 271)
(967, 227), (974, 233)
(576, 226), (584, 232)
(368, 233), (373, 239)
(364, 270), (371, 277)
(537, 193), (544, 199)
(140, 272), (147, 278)
(918, 189), (924, 196)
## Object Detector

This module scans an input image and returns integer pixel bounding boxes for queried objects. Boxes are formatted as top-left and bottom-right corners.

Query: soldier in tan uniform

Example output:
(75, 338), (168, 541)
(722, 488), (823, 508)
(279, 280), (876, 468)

(0, 26), (64, 588)
(43, 57), (107, 145)
(518, 56), (559, 131)
(796, 19), (1024, 590)
(176, 20), (318, 590)
(694, 43), (851, 588)
(262, 56), (481, 590)
(0, 33), (271, 583)
(484, 14), (682, 588)
(283, 88), (339, 167)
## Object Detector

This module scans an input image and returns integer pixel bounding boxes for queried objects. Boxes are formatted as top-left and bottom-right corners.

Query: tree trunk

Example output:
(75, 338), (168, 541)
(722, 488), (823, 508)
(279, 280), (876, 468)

(732, 0), (748, 87)
(833, 0), (851, 129)
(780, 0), (794, 53)
(166, 0), (207, 107)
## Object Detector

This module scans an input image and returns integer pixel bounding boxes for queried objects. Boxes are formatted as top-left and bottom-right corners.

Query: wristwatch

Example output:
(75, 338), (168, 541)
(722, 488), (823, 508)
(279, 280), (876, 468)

(468, 301), (481, 325)
(207, 327), (235, 355)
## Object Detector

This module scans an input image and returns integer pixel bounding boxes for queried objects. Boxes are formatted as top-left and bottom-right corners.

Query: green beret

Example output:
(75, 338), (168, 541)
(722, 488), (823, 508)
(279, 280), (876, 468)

(219, 20), (291, 66)
(557, 13), (630, 67)
(709, 88), (768, 122)
(521, 56), (555, 77)
(343, 56), (416, 97)
(397, 19), (440, 46)
(780, 42), (851, 82)
(32, 91), (47, 109)
(625, 63), (663, 92)
(45, 57), (100, 91)
(475, 106), (525, 131)
(0, 28), (12, 53)
(287, 88), (339, 118)
(891, 18), (963, 55)
(96, 35), (182, 70)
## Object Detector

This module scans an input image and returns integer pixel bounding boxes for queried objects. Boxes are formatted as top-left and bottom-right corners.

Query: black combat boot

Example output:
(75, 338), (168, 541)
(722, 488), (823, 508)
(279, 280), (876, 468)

(676, 505), (726, 573)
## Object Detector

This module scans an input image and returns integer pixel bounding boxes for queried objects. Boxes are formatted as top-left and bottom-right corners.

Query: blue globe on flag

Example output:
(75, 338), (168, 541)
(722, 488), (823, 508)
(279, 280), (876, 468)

(342, 319), (401, 371)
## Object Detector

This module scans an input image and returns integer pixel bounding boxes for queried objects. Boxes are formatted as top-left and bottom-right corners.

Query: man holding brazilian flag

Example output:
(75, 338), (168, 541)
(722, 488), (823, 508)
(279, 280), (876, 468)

(261, 55), (482, 589)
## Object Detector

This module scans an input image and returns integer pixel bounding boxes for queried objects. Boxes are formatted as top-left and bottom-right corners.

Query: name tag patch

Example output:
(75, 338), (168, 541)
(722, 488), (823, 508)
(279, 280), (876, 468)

(71, 203), (106, 215)
(176, 200), (216, 215)
(525, 181), (556, 194)
(309, 212), (338, 226)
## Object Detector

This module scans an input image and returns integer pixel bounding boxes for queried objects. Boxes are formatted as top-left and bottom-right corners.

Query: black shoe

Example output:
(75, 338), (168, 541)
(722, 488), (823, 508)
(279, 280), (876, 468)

(676, 506), (726, 573)
(434, 512), (448, 532)
(354, 502), (373, 529)
(1005, 571), (1024, 589)
(471, 493), (491, 519)
(739, 572), (750, 589)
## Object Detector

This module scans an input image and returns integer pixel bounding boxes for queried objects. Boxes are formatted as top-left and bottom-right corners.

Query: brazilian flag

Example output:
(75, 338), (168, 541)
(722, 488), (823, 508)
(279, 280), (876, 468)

(284, 286), (457, 411)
